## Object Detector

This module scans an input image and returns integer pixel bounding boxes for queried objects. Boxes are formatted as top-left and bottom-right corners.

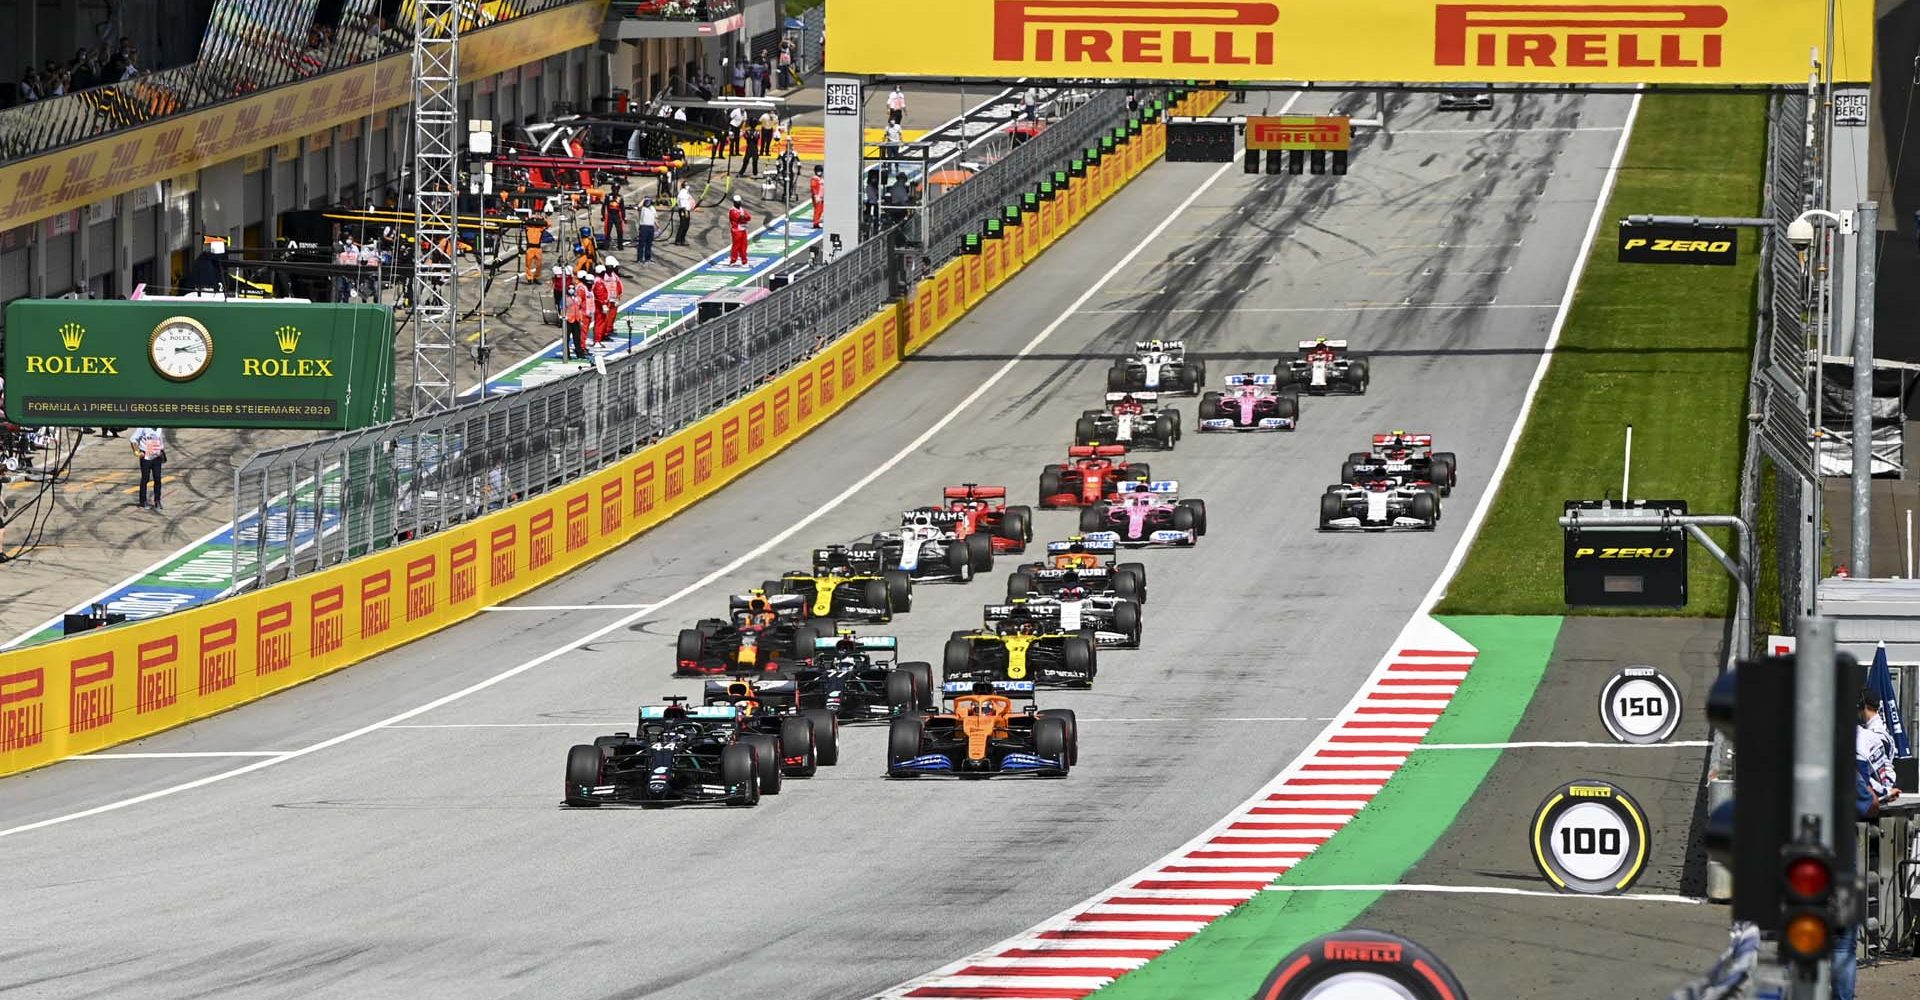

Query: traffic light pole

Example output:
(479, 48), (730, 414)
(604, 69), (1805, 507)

(1790, 615), (1838, 1000)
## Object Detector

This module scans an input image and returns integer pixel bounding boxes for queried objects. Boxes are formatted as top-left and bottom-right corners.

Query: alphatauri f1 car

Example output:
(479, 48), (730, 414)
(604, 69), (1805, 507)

(1341, 432), (1458, 496)
(1008, 536), (1148, 604)
(886, 680), (1078, 778)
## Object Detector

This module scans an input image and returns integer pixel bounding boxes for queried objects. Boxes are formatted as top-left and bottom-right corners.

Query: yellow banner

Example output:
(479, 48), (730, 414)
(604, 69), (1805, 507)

(827, 0), (1873, 84)
(0, 1), (606, 234)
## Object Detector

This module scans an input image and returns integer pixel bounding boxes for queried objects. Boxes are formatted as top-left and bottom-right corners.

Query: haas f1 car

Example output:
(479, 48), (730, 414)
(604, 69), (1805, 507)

(1320, 479), (1440, 531)
(1278, 338), (1369, 395)
(676, 591), (826, 675)
(944, 604), (1098, 688)
(1076, 393), (1180, 450)
(1341, 432), (1458, 496)
(992, 588), (1142, 649)
(563, 700), (796, 808)
(1108, 339), (1206, 396)
(768, 546), (913, 622)
(1199, 374), (1298, 432)
(887, 680), (1078, 778)
(1040, 444), (1152, 509)
(1008, 536), (1148, 604)
(703, 633), (936, 722)
(869, 509), (995, 582)
(1078, 480), (1208, 546)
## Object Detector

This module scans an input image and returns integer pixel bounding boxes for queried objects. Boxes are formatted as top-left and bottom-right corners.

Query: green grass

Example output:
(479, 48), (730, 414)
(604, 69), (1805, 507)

(1436, 92), (1768, 618)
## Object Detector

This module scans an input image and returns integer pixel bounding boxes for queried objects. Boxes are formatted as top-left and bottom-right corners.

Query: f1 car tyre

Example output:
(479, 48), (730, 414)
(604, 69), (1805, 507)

(1156, 413), (1178, 447)
(564, 745), (603, 806)
(803, 708), (841, 766)
(1198, 392), (1222, 421)
(1431, 452), (1457, 491)
(1106, 365), (1128, 392)
(759, 580), (784, 599)
(1339, 460), (1361, 485)
(1276, 394), (1299, 421)
(1063, 637), (1095, 685)
(779, 716), (818, 777)
(1253, 930), (1465, 1000)
(790, 623), (823, 660)
(1111, 568), (1141, 603)
(721, 743), (760, 806)
(744, 733), (783, 795)
(888, 713), (926, 773)
(1347, 357), (1370, 391)
(1036, 708), (1079, 765)
(862, 578), (890, 613)
(676, 628), (704, 668)
(1410, 491), (1439, 528)
(884, 569), (913, 613)
(1075, 415), (1098, 445)
(1079, 506), (1106, 533)
(966, 530), (994, 573)
(999, 507), (1031, 542)
(1320, 492), (1342, 528)
(1116, 561), (1147, 591)
(1038, 467), (1063, 503)
(886, 669), (919, 714)
(1346, 452), (1370, 466)
(901, 660), (935, 711)
(1180, 498), (1208, 535)
(1034, 716), (1071, 775)
(1128, 462), (1151, 483)
(1113, 600), (1141, 647)
(943, 638), (972, 678)
(696, 618), (725, 637)
(1171, 506), (1195, 533)
(1006, 571), (1032, 600)
(945, 540), (973, 580)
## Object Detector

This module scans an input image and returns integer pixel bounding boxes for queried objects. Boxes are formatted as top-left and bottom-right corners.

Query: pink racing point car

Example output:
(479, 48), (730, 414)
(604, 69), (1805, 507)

(1198, 374), (1298, 432)
(1076, 481), (1208, 546)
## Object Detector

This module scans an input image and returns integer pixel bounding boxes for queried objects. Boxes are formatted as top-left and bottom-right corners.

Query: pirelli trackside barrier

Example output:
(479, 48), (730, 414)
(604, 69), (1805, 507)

(0, 89), (1229, 777)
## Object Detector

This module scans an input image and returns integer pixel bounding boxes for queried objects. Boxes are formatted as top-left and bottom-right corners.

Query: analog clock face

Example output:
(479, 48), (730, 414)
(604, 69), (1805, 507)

(150, 317), (213, 382)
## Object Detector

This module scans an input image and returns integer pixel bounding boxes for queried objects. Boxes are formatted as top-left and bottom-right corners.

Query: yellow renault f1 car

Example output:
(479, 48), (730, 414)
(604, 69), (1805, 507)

(768, 545), (912, 623)
(941, 601), (1097, 688)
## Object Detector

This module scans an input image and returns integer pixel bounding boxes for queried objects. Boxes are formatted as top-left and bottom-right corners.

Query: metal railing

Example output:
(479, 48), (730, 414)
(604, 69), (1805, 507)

(230, 86), (1150, 591)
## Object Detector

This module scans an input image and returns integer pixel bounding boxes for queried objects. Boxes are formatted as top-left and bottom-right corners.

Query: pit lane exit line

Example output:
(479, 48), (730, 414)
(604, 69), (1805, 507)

(1417, 740), (1709, 750)
(1260, 884), (1703, 904)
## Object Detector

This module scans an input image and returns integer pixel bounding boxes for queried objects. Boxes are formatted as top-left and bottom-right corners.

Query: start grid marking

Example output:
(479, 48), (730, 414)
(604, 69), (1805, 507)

(881, 646), (1476, 1000)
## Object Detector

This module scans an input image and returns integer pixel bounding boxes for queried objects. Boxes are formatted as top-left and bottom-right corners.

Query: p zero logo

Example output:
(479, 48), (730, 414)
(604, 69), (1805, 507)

(747, 403), (767, 454)
(1573, 546), (1677, 558)
(0, 668), (46, 752)
(310, 585), (345, 657)
(257, 602), (294, 676)
(632, 462), (656, 518)
(664, 447), (686, 501)
(565, 493), (591, 552)
(490, 525), (518, 587)
(406, 555), (437, 621)
(796, 375), (815, 423)
(599, 480), (623, 537)
(530, 509), (555, 571)
(136, 636), (180, 715)
(693, 432), (714, 487)
(1618, 223), (1738, 265)
(450, 539), (478, 606)
(1435, 4), (1725, 70)
(774, 386), (793, 436)
(361, 569), (393, 638)
(68, 653), (115, 734)
(198, 620), (238, 695)
(992, 1), (1278, 67)
(721, 417), (741, 470)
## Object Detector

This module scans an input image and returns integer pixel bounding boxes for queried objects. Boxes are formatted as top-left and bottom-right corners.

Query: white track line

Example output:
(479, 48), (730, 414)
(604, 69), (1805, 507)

(0, 131), (1239, 842)
(71, 752), (294, 760)
(1262, 884), (1703, 904)
(481, 604), (653, 611)
(1419, 740), (1709, 751)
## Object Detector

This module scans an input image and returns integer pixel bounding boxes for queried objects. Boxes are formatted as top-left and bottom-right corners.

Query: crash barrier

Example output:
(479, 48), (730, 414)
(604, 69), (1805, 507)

(0, 88), (1227, 777)
(1856, 805), (1920, 960)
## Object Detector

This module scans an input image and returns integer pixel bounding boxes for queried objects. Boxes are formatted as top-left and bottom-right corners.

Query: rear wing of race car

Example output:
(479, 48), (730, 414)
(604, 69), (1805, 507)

(1132, 340), (1186, 352)
(1045, 536), (1117, 554)
(639, 704), (741, 719)
(811, 545), (886, 573)
(729, 592), (806, 613)
(942, 680), (1035, 694)
(900, 507), (966, 527)
(812, 634), (899, 651)
(1372, 433), (1434, 449)
(1067, 444), (1129, 458)
(1297, 339), (1349, 350)
(1223, 374), (1278, 387)
(942, 484), (1007, 500)
(1104, 391), (1160, 403)
(1112, 480), (1179, 495)
(703, 677), (800, 702)
(984, 603), (1064, 625)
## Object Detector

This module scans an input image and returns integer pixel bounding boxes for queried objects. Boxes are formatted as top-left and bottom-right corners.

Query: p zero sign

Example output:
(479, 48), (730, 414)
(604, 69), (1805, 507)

(825, 1), (1875, 84)
(1618, 222), (1737, 265)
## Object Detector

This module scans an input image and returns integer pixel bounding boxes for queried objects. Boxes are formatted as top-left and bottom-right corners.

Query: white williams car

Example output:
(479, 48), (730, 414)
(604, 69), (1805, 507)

(868, 509), (993, 582)
(1108, 339), (1205, 396)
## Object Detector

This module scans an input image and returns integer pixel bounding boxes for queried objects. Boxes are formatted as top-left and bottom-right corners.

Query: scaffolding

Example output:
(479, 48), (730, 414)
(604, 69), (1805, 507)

(409, 1), (462, 414)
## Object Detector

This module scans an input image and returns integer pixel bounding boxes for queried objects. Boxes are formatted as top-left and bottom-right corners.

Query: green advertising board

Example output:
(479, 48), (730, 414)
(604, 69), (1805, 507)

(3, 300), (395, 429)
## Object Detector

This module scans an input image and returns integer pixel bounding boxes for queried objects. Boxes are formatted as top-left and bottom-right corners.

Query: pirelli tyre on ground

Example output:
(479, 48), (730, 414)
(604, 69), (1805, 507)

(1253, 929), (1468, 1000)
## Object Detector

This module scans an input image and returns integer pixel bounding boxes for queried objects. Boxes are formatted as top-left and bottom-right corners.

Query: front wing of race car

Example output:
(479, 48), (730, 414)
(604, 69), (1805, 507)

(1085, 527), (1194, 548)
(1198, 413), (1295, 432)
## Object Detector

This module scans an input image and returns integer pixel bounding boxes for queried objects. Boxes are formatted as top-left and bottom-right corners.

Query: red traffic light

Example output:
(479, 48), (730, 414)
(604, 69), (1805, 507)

(1786, 856), (1832, 899)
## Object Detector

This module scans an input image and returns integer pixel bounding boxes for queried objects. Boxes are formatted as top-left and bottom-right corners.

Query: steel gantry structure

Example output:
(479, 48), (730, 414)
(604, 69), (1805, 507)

(409, 1), (462, 414)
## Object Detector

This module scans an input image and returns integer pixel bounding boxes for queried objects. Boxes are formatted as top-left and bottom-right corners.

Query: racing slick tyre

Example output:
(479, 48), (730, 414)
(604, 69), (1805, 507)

(1180, 498), (1208, 535)
(1347, 357), (1370, 392)
(886, 669), (920, 715)
(1106, 365), (1128, 392)
(901, 660), (935, 710)
(676, 629), (706, 672)
(1036, 708), (1080, 765)
(1276, 393), (1299, 422)
(1034, 717), (1072, 775)
(944, 540), (974, 581)
(744, 734), (783, 795)
(801, 709), (840, 766)
(1078, 506), (1105, 533)
(1113, 600), (1142, 647)
(1128, 462), (1151, 484)
(779, 716), (818, 777)
(696, 617), (726, 637)
(944, 638), (974, 678)
(888, 713), (926, 775)
(884, 569), (913, 613)
(1431, 452), (1458, 492)
(564, 745), (603, 806)
(1038, 467), (1063, 506)
(1410, 491), (1439, 529)
(1320, 492), (1343, 529)
(1062, 636), (1095, 687)
(1346, 451), (1370, 466)
(789, 623), (823, 660)
(1185, 362), (1205, 394)
(1075, 416), (1099, 446)
(1339, 460), (1361, 485)
(965, 530), (994, 573)
(1006, 571), (1033, 600)
(759, 580), (784, 599)
(1171, 505), (1196, 535)
(1198, 392), (1221, 421)
(1253, 930), (1466, 1000)
(1155, 413), (1178, 447)
(721, 743), (760, 806)
(1116, 561), (1147, 592)
(1111, 568), (1142, 603)
(998, 507), (1031, 543)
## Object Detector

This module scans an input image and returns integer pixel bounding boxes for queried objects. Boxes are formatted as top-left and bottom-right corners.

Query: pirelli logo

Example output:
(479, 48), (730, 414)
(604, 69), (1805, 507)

(880, 315), (898, 361)
(693, 432), (714, 488)
(993, 0), (1278, 66)
(840, 343), (858, 391)
(797, 374), (816, 422)
(530, 509), (555, 571)
(137, 636), (180, 715)
(599, 480), (624, 537)
(0, 668), (46, 752)
(820, 359), (837, 407)
(310, 585), (346, 657)
(861, 330), (878, 375)
(450, 539), (478, 606)
(774, 386), (793, 436)
(257, 602), (294, 676)
(198, 620), (238, 695)
(664, 448), (686, 501)
(361, 569), (393, 638)
(1248, 115), (1350, 151)
(747, 403), (767, 454)
(406, 555), (437, 622)
(565, 493), (591, 552)
(1435, 3), (1725, 69)
(632, 463), (656, 518)
(491, 525), (518, 587)
(721, 417), (741, 470)
(1325, 940), (1403, 963)
(68, 653), (115, 735)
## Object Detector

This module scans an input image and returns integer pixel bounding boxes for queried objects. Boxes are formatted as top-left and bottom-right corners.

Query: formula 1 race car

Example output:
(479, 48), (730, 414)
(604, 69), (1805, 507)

(886, 680), (1078, 779)
(1198, 373), (1299, 431)
(1078, 480), (1207, 545)
(944, 603), (1098, 688)
(869, 509), (994, 582)
(694, 684), (838, 776)
(1008, 536), (1148, 604)
(1277, 338), (1370, 395)
(1039, 444), (1152, 508)
(702, 633), (936, 722)
(939, 484), (1033, 554)
(1076, 393), (1181, 450)
(1341, 432), (1458, 496)
(563, 700), (785, 807)
(1319, 480), (1440, 531)
(990, 589), (1141, 649)
(675, 591), (826, 675)
(1108, 339), (1206, 396)
(769, 546), (913, 622)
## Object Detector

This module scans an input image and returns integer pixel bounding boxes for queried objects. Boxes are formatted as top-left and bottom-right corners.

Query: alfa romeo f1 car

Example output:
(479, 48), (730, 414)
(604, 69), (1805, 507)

(1319, 480), (1440, 531)
(1198, 374), (1299, 431)
(702, 632), (936, 722)
(1040, 444), (1152, 508)
(675, 591), (825, 675)
(1008, 536), (1147, 604)
(768, 546), (913, 621)
(938, 484), (1032, 554)
(944, 603), (1098, 688)
(1108, 339), (1205, 396)
(992, 589), (1142, 649)
(1078, 480), (1208, 546)
(886, 680), (1078, 778)
(1341, 432), (1458, 496)
(563, 700), (785, 807)
(1277, 338), (1369, 395)
(1076, 393), (1180, 450)
(868, 509), (994, 582)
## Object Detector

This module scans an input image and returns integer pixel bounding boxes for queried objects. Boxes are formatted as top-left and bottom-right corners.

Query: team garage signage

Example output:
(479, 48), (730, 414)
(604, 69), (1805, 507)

(825, 0), (1875, 84)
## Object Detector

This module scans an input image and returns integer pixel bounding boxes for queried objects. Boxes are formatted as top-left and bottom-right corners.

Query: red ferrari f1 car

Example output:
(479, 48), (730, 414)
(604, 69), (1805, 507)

(1039, 445), (1152, 509)
(939, 484), (1033, 554)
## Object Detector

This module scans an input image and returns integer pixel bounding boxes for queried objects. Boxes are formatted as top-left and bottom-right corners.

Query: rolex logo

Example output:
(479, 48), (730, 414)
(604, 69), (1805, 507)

(274, 325), (302, 354)
(59, 323), (84, 351)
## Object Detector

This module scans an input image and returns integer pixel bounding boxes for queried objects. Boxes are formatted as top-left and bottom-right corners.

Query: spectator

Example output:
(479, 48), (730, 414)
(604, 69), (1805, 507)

(1859, 691), (1900, 796)
(887, 86), (907, 125)
(779, 39), (796, 88)
(130, 427), (167, 512)
(730, 58), (746, 97)
(636, 197), (657, 263)
(17, 71), (40, 103)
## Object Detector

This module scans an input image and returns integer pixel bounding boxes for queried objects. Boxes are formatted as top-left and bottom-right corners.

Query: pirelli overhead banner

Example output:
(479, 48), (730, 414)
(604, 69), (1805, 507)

(826, 0), (1875, 84)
